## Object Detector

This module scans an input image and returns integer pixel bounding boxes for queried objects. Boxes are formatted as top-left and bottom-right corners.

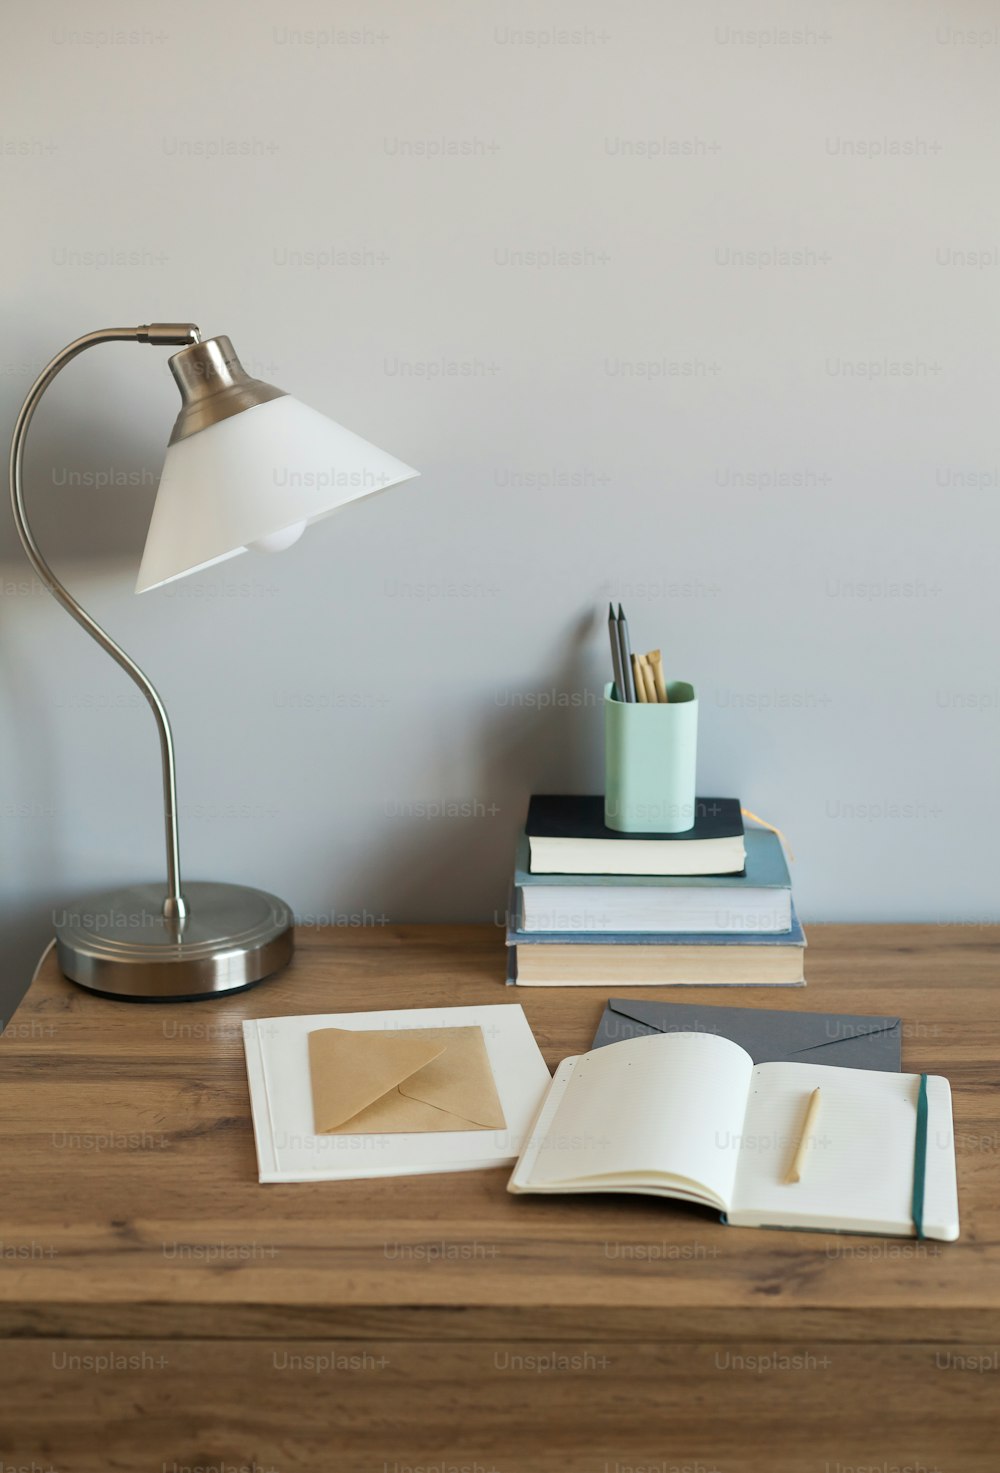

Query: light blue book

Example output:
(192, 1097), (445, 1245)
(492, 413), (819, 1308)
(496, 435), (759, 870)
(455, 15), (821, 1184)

(513, 828), (792, 935)
(505, 902), (806, 986)
(508, 902), (805, 950)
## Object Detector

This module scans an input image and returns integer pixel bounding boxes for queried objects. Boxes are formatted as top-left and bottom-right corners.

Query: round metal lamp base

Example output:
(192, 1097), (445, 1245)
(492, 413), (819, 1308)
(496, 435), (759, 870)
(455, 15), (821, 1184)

(55, 881), (294, 1002)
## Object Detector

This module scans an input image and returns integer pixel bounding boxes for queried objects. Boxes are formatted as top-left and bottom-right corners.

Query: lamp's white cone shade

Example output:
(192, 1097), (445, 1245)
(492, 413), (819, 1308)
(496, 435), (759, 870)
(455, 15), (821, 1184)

(136, 395), (419, 593)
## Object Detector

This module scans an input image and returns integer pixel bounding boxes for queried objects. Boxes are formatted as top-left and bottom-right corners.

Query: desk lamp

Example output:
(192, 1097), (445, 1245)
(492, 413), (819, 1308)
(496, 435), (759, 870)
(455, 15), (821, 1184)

(9, 324), (418, 1001)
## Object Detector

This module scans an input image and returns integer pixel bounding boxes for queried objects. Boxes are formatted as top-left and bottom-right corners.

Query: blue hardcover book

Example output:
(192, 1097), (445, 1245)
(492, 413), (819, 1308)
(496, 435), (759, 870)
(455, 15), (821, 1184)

(506, 903), (806, 987)
(513, 828), (792, 934)
(508, 903), (804, 950)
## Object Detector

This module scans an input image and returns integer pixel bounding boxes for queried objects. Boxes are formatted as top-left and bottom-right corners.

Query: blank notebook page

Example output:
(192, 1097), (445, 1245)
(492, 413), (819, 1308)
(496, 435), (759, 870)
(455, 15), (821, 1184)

(732, 1061), (931, 1233)
(519, 1031), (754, 1209)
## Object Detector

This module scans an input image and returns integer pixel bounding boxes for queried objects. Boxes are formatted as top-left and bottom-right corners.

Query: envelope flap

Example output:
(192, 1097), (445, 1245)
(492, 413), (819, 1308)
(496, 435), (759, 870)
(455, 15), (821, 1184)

(775, 1012), (902, 1062)
(308, 1028), (447, 1131)
(605, 998), (670, 1039)
(393, 1027), (506, 1128)
(606, 999), (901, 1064)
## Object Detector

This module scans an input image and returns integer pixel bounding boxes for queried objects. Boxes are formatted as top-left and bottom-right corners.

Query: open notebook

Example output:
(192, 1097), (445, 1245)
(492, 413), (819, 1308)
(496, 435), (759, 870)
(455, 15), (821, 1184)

(509, 1032), (959, 1240)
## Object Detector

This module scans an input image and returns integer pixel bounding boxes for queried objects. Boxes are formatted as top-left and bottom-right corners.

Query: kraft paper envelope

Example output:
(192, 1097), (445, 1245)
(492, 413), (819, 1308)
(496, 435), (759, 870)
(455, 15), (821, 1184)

(591, 999), (902, 1071)
(308, 1025), (507, 1134)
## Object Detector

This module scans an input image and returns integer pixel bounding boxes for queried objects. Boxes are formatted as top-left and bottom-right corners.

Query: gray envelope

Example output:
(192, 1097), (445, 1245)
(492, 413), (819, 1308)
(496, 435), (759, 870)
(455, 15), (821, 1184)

(591, 998), (902, 1071)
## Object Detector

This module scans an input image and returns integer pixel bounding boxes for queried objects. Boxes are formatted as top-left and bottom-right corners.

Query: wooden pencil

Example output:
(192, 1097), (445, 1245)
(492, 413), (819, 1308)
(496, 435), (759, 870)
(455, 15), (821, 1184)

(785, 1088), (822, 1184)
(648, 649), (668, 703)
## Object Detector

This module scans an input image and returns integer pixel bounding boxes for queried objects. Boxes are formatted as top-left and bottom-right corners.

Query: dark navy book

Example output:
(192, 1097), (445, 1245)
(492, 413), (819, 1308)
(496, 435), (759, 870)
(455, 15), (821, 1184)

(525, 795), (745, 876)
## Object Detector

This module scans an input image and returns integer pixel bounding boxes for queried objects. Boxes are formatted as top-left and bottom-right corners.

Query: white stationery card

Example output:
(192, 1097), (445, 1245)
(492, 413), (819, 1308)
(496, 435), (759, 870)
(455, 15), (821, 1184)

(243, 1003), (552, 1183)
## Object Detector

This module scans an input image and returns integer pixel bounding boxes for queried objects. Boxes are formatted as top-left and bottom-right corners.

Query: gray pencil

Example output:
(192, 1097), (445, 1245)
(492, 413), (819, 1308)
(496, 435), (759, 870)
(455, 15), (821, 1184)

(608, 602), (626, 701)
(617, 603), (635, 702)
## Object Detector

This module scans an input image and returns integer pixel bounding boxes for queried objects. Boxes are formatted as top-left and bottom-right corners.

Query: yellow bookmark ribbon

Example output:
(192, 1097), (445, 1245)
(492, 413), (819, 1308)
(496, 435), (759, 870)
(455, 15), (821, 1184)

(741, 808), (795, 863)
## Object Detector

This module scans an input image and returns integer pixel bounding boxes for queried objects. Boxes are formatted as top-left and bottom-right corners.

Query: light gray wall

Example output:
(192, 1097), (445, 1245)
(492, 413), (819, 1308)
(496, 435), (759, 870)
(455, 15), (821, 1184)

(3, 0), (999, 1016)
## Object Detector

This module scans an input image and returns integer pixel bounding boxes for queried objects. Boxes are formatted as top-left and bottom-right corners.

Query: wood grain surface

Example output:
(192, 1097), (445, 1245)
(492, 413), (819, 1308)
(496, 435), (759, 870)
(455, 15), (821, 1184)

(1, 923), (998, 1470)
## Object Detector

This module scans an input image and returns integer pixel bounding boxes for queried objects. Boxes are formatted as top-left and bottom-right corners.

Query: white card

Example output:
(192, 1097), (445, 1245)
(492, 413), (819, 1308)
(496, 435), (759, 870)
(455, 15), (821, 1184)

(243, 1003), (552, 1182)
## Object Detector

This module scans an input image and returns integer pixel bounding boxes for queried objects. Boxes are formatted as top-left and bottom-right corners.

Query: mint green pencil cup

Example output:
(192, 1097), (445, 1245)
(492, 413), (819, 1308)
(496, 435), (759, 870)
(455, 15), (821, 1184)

(604, 680), (698, 833)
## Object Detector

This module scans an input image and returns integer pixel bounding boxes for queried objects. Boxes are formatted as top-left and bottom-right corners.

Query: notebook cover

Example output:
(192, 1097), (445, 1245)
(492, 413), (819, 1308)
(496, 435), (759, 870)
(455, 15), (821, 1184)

(514, 827), (790, 890)
(526, 795), (743, 844)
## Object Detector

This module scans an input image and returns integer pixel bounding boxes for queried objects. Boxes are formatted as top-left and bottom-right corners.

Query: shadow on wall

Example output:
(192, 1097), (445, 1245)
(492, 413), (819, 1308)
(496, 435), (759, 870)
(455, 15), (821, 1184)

(1, 911), (57, 1027)
(0, 607), (605, 1013)
(4, 395), (163, 565)
(0, 386), (171, 1018)
(0, 597), (63, 1021)
(328, 608), (603, 928)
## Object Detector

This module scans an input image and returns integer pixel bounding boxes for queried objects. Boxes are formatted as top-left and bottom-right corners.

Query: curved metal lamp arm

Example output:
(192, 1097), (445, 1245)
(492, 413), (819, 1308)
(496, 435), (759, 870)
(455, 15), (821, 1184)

(8, 323), (201, 920)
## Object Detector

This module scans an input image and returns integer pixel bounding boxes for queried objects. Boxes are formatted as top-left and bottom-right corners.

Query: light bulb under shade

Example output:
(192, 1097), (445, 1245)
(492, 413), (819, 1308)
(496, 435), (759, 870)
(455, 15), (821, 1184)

(136, 394), (419, 593)
(250, 521), (307, 554)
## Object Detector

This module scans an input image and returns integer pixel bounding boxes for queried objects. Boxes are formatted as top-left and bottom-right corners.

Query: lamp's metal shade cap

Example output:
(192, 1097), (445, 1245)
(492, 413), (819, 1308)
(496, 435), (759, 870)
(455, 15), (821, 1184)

(136, 394), (419, 593)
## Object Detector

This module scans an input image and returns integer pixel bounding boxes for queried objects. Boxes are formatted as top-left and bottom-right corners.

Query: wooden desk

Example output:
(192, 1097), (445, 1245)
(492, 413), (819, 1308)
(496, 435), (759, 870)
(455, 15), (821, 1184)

(1, 924), (998, 1471)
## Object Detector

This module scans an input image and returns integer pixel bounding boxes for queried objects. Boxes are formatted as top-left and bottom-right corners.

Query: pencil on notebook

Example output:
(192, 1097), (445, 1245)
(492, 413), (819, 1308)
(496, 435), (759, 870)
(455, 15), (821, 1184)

(785, 1087), (822, 1184)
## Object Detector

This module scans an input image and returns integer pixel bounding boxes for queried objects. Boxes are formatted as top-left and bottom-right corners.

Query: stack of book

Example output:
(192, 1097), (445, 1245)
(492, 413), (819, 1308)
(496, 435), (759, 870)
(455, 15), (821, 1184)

(506, 795), (805, 987)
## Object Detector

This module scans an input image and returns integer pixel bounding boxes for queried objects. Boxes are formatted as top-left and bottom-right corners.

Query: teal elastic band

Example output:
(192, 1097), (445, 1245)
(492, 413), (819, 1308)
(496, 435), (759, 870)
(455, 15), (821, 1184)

(911, 1073), (929, 1240)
